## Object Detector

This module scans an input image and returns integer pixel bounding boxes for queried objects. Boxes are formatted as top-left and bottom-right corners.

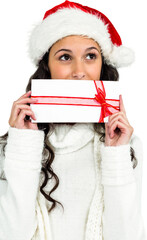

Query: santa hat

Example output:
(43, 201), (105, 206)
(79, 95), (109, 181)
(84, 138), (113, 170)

(28, 0), (134, 68)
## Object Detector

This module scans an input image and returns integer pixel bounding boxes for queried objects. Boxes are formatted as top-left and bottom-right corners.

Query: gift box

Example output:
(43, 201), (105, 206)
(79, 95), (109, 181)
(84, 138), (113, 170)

(30, 79), (120, 123)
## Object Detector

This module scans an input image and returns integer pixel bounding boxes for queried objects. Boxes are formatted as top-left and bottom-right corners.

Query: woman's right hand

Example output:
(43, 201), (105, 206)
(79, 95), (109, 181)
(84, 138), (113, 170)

(9, 91), (38, 130)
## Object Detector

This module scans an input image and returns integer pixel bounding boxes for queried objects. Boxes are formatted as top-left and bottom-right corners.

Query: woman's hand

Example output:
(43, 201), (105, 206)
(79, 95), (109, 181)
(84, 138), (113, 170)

(9, 91), (38, 130)
(105, 95), (134, 146)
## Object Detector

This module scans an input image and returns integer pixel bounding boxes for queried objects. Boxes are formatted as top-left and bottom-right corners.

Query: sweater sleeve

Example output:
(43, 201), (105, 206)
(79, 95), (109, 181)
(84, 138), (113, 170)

(0, 127), (44, 240)
(100, 134), (147, 240)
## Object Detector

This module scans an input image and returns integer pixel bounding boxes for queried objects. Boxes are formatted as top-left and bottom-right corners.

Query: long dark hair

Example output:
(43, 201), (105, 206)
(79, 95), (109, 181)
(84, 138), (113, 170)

(0, 50), (137, 213)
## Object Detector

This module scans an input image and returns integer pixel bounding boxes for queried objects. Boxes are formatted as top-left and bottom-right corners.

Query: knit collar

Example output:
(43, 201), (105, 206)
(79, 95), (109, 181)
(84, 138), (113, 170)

(48, 123), (95, 154)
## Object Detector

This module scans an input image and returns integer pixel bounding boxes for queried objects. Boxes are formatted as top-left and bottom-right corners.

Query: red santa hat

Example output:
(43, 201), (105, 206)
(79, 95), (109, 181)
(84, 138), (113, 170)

(28, 0), (134, 68)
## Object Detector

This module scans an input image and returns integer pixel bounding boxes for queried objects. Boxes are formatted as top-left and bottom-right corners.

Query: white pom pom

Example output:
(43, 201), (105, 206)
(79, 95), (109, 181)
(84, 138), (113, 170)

(107, 45), (135, 68)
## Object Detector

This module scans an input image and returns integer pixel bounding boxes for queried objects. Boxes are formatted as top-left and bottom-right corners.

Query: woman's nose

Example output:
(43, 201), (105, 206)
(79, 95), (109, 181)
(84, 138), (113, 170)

(71, 61), (86, 80)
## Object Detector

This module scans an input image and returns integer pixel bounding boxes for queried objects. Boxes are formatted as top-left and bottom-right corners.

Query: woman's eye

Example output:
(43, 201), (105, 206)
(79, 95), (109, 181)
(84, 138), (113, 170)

(86, 53), (97, 60)
(58, 53), (97, 61)
(59, 54), (71, 61)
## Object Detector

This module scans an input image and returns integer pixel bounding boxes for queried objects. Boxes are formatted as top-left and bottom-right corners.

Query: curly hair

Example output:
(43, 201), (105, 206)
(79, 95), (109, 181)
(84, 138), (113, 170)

(0, 49), (137, 213)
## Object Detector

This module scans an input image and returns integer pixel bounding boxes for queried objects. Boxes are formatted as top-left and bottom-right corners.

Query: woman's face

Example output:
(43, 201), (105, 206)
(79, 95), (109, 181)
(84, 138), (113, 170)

(48, 35), (102, 80)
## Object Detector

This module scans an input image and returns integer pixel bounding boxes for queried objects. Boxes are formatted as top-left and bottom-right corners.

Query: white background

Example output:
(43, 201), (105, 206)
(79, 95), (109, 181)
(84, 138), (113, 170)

(0, 0), (146, 231)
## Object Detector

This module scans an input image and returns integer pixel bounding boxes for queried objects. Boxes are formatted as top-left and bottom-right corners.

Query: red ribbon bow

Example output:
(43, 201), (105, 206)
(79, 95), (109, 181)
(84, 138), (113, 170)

(94, 81), (119, 122)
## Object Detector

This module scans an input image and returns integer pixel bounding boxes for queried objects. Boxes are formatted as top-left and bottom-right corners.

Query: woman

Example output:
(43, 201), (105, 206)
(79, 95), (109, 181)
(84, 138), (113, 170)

(0, 1), (146, 239)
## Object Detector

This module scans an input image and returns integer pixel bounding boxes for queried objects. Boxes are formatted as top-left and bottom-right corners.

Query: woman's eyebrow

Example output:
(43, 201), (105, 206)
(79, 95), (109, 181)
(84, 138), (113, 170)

(54, 49), (72, 56)
(54, 47), (100, 56)
(85, 47), (100, 53)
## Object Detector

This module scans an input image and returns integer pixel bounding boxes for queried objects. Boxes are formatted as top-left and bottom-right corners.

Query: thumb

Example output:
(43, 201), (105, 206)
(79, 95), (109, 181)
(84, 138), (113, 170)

(105, 122), (109, 136)
(119, 94), (126, 115)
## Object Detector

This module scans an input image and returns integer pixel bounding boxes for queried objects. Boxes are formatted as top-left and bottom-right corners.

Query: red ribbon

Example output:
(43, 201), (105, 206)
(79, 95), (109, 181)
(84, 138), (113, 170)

(94, 81), (119, 122)
(31, 80), (119, 122)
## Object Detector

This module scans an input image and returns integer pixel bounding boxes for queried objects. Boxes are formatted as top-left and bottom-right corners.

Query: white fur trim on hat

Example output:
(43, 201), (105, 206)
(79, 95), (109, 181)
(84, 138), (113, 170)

(28, 8), (135, 68)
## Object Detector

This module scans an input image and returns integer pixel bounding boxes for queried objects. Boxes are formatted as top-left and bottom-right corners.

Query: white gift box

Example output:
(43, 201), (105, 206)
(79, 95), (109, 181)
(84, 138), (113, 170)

(30, 79), (120, 123)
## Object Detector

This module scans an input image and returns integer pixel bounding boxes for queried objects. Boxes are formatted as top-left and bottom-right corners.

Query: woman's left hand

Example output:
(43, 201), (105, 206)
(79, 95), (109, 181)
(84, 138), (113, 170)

(105, 95), (134, 146)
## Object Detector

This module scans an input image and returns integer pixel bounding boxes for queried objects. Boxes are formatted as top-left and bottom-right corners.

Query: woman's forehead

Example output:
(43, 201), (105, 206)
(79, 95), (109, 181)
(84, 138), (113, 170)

(51, 35), (100, 50)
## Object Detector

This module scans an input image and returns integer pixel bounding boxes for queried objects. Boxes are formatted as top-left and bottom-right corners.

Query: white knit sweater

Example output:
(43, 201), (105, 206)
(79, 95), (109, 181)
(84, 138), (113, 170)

(0, 123), (146, 240)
